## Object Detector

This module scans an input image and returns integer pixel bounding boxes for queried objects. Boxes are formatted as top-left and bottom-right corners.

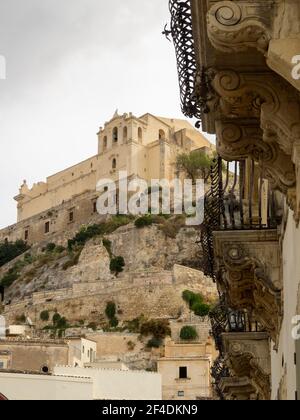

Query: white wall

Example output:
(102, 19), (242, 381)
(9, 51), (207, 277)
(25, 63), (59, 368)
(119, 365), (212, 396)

(271, 210), (300, 400)
(0, 372), (93, 400)
(54, 366), (162, 400)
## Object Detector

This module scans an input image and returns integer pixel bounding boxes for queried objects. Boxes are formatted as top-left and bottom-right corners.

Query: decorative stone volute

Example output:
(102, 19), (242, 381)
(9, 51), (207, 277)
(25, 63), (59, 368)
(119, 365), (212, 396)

(208, 68), (300, 221)
(207, 1), (277, 54)
(214, 230), (282, 344)
(222, 332), (271, 400)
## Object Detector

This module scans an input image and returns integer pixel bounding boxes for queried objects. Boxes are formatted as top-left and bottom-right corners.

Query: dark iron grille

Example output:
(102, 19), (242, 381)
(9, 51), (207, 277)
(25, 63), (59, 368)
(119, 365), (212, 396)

(169, 0), (203, 122)
(199, 157), (279, 279)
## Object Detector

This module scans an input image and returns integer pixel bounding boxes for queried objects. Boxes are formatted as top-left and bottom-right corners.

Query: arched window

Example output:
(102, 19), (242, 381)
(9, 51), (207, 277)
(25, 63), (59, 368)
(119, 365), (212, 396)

(159, 129), (166, 140)
(123, 126), (128, 143)
(112, 158), (117, 170)
(113, 127), (118, 144)
(103, 136), (108, 151)
(138, 127), (143, 143)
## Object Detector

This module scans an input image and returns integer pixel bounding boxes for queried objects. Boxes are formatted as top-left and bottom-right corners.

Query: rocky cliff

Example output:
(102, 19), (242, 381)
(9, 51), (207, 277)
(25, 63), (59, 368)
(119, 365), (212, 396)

(0, 221), (217, 329)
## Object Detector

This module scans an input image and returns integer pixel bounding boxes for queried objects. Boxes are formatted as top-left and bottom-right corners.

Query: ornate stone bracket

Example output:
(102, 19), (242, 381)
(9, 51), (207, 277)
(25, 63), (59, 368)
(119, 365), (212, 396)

(222, 332), (271, 400)
(207, 1), (277, 54)
(218, 376), (258, 400)
(207, 68), (300, 222)
(213, 230), (282, 344)
(215, 119), (296, 196)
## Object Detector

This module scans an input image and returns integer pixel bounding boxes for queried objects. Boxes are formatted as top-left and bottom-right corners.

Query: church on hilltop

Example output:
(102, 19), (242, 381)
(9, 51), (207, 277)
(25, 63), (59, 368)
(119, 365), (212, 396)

(0, 111), (212, 245)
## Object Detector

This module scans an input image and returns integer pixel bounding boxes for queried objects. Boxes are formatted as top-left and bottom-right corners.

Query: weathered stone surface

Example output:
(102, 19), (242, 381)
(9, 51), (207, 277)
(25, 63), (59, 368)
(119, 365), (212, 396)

(2, 225), (216, 328)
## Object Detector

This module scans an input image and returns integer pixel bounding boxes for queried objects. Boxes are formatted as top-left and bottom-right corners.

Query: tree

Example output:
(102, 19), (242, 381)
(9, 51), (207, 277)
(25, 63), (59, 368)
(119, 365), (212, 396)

(176, 151), (213, 184)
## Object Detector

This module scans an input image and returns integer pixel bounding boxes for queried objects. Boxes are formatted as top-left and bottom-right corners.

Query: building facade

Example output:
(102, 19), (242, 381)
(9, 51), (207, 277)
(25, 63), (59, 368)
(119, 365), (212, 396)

(168, 0), (300, 400)
(0, 111), (212, 245)
(0, 337), (97, 373)
(158, 320), (217, 400)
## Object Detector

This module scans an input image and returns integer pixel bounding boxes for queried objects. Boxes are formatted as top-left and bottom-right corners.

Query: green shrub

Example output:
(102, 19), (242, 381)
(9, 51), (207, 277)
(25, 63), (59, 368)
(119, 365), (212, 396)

(110, 256), (125, 275)
(40, 311), (50, 322)
(68, 216), (132, 250)
(109, 317), (119, 328)
(146, 338), (162, 348)
(46, 243), (56, 253)
(140, 319), (171, 339)
(182, 290), (195, 305)
(0, 270), (19, 288)
(56, 317), (68, 329)
(182, 290), (211, 317)
(127, 340), (136, 351)
(180, 326), (198, 341)
(182, 290), (203, 307)
(55, 245), (65, 254)
(105, 302), (116, 320)
(124, 315), (145, 333)
(23, 253), (35, 264)
(135, 216), (154, 229)
(0, 240), (30, 267)
(52, 313), (62, 326)
(192, 302), (211, 317)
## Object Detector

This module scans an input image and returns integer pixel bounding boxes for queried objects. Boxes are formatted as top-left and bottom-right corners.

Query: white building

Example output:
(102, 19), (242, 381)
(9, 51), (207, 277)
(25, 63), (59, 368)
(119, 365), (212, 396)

(54, 366), (162, 400)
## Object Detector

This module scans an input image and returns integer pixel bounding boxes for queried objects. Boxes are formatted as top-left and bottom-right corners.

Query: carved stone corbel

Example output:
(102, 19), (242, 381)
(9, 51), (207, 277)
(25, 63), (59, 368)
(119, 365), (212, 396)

(215, 119), (296, 196)
(211, 70), (300, 157)
(209, 68), (300, 220)
(207, 1), (277, 54)
(218, 376), (258, 400)
(222, 332), (271, 400)
(214, 230), (282, 344)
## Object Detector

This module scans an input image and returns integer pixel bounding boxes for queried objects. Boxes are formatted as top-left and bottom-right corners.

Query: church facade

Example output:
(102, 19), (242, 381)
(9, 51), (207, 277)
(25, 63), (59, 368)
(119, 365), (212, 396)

(0, 111), (212, 245)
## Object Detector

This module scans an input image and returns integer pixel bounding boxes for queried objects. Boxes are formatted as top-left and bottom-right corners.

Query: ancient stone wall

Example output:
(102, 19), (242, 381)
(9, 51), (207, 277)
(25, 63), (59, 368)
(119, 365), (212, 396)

(0, 340), (69, 372)
(0, 190), (103, 246)
(3, 265), (216, 328)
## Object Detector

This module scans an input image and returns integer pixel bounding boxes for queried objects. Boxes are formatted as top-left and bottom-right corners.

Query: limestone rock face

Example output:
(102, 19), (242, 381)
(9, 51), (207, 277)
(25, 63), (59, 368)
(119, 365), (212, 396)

(74, 241), (112, 283)
(108, 225), (200, 271)
(2, 224), (216, 327)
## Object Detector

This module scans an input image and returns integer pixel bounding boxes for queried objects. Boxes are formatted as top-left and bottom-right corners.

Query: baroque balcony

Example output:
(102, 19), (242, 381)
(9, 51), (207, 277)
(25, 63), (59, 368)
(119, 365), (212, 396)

(209, 300), (270, 400)
(201, 157), (282, 344)
(168, 0), (300, 223)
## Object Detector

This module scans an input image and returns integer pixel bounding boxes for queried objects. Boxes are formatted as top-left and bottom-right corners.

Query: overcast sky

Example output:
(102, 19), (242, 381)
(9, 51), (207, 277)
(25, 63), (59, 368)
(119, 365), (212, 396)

(0, 0), (213, 229)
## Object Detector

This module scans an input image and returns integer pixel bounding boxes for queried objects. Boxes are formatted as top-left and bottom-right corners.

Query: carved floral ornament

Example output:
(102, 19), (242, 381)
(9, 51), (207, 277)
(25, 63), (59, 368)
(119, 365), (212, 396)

(206, 0), (277, 54)
(197, 67), (300, 220)
(224, 348), (271, 400)
(215, 242), (282, 344)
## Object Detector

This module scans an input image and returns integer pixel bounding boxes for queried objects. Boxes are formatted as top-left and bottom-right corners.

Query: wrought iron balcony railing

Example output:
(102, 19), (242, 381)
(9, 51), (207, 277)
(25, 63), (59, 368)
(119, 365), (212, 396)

(211, 356), (231, 400)
(199, 157), (279, 279)
(168, 0), (210, 125)
(209, 298), (264, 400)
(209, 299), (262, 355)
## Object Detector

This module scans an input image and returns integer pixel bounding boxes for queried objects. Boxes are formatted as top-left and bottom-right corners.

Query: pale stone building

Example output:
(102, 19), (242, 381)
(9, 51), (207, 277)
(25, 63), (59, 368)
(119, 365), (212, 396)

(0, 111), (212, 245)
(0, 337), (97, 373)
(168, 0), (300, 401)
(158, 320), (216, 400)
